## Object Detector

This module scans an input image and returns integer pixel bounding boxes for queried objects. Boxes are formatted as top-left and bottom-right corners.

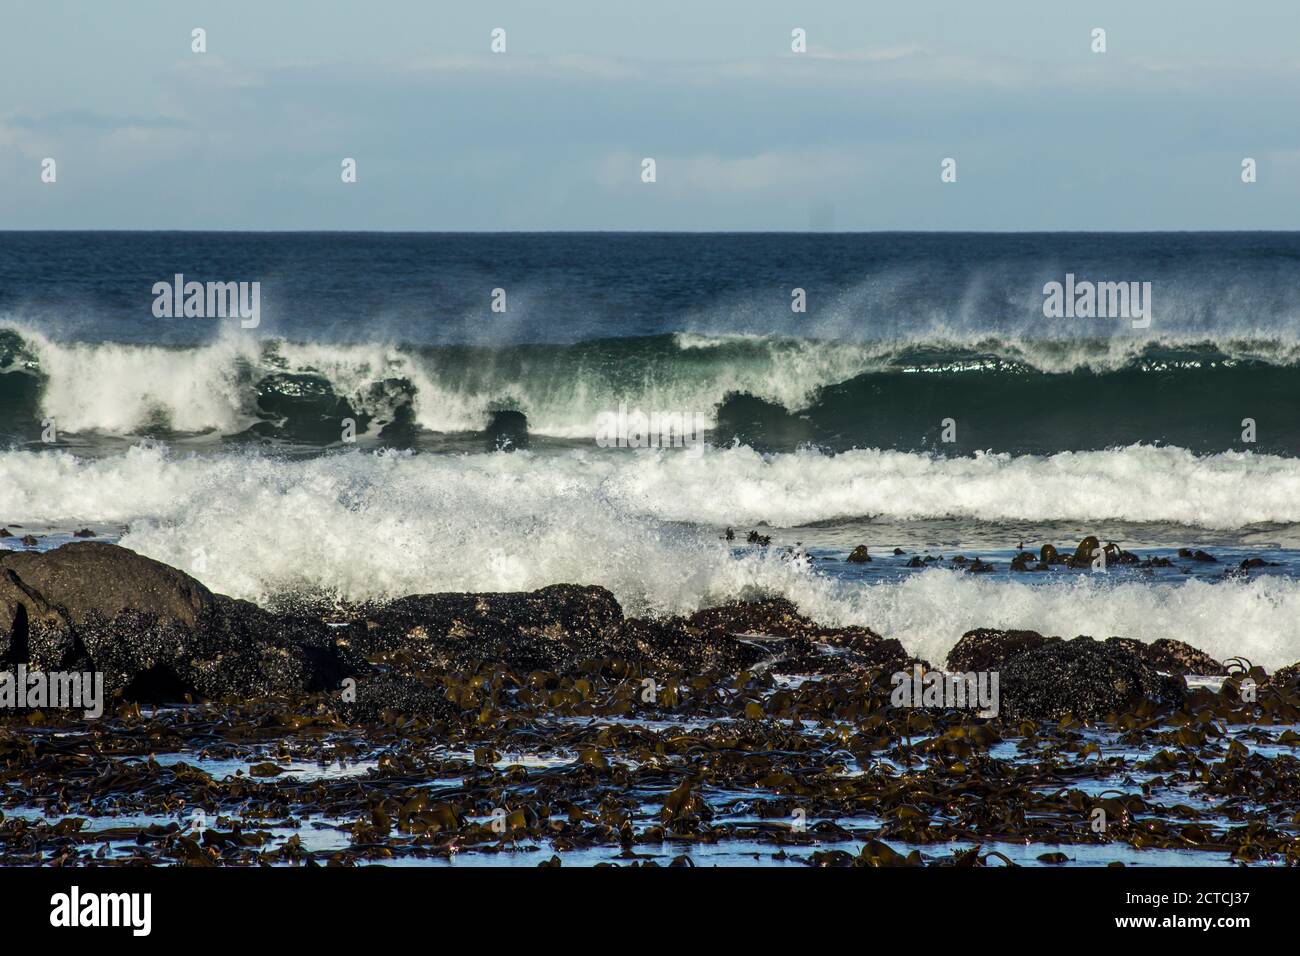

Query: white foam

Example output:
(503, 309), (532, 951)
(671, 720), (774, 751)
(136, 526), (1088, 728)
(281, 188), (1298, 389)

(18, 326), (260, 434)
(782, 570), (1300, 671)
(1, 444), (1299, 667)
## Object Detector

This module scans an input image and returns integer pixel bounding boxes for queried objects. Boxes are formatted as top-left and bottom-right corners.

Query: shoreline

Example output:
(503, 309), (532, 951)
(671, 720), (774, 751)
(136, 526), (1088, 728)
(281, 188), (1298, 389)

(1, 541), (1298, 866)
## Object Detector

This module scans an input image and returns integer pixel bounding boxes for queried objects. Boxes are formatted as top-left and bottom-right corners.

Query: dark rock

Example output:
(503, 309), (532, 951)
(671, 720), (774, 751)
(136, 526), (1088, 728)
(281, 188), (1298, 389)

(1072, 536), (1100, 565)
(1272, 662), (1300, 687)
(608, 616), (770, 674)
(18, 535), (37, 547)
(1240, 557), (1279, 570)
(0, 528), (10, 538)
(352, 584), (624, 673)
(846, 546), (872, 563)
(0, 542), (214, 628)
(0, 569), (68, 663)
(1178, 548), (1217, 563)
(65, 598), (360, 701)
(1106, 637), (1226, 676)
(680, 598), (918, 676)
(1000, 636), (1185, 721)
(0, 543), (357, 703)
(685, 598), (808, 636)
(72, 529), (96, 538)
(947, 628), (1050, 672)
(485, 409), (529, 452)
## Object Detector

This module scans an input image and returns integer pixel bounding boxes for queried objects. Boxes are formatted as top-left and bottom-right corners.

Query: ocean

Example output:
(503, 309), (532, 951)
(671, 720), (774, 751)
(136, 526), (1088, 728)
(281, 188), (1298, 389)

(2, 230), (1298, 670)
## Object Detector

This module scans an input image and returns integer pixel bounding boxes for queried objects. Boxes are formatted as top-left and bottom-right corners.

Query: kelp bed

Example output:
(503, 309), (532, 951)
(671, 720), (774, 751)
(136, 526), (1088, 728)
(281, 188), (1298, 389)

(3, 664), (1300, 867)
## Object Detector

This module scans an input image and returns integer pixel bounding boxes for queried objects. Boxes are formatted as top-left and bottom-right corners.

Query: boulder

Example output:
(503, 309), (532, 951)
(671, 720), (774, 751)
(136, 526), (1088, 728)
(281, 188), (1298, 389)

(1106, 637), (1225, 676)
(1000, 636), (1185, 721)
(946, 628), (1050, 672)
(0, 542), (214, 628)
(350, 584), (624, 672)
(0, 543), (357, 704)
(0, 569), (68, 663)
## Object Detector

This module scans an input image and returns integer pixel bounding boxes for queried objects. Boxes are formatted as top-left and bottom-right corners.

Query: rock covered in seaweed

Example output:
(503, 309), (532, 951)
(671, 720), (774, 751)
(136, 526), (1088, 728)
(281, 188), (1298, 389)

(1106, 637), (1226, 676)
(347, 584), (625, 673)
(946, 628), (1050, 672)
(999, 636), (1185, 721)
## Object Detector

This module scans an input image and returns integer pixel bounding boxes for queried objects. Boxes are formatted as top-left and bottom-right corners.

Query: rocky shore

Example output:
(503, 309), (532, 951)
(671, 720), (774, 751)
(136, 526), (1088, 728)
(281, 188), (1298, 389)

(2, 541), (1299, 866)
(3, 541), (1280, 718)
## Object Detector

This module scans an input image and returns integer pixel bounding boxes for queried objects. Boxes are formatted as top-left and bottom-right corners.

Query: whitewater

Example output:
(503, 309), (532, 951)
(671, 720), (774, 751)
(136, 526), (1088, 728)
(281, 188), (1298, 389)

(2, 443), (1298, 667)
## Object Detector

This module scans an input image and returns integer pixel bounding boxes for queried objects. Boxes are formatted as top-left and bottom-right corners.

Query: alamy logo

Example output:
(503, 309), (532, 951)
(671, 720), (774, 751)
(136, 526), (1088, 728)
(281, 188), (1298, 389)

(50, 886), (151, 936)
(595, 402), (706, 450)
(152, 274), (261, 328)
(890, 664), (999, 717)
(1042, 273), (1152, 329)
(0, 665), (103, 718)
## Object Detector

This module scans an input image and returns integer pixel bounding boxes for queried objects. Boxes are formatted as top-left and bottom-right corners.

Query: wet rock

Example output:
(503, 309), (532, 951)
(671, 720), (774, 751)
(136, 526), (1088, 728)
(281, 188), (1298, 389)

(1109, 544), (1139, 565)
(1039, 544), (1064, 565)
(485, 409), (529, 452)
(1106, 637), (1226, 676)
(1240, 557), (1279, 570)
(1000, 636), (1185, 721)
(685, 598), (809, 636)
(0, 528), (10, 538)
(1272, 662), (1300, 687)
(1178, 548), (1217, 563)
(681, 598), (917, 675)
(352, 585), (624, 672)
(608, 616), (770, 674)
(846, 546), (872, 563)
(1072, 536), (1100, 565)
(0, 569), (69, 663)
(947, 628), (1050, 672)
(0, 543), (357, 703)
(18, 535), (37, 547)
(1010, 552), (1036, 572)
(72, 529), (96, 538)
(65, 598), (359, 701)
(0, 542), (215, 629)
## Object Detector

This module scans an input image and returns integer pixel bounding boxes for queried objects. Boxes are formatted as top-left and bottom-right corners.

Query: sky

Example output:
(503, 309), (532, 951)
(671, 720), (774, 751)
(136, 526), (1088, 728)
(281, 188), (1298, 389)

(2, 0), (1299, 231)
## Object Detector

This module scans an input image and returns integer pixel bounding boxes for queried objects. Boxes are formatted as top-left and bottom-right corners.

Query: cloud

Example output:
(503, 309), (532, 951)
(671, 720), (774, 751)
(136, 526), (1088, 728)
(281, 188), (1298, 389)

(5, 110), (191, 133)
(598, 147), (871, 194)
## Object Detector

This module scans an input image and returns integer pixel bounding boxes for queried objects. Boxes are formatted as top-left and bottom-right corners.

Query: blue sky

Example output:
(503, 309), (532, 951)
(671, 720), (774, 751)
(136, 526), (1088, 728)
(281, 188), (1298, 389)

(3, 0), (1299, 230)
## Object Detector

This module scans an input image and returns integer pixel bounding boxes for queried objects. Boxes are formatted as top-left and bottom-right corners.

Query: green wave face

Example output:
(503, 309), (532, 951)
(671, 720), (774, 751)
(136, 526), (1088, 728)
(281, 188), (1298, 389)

(2, 328), (1297, 455)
